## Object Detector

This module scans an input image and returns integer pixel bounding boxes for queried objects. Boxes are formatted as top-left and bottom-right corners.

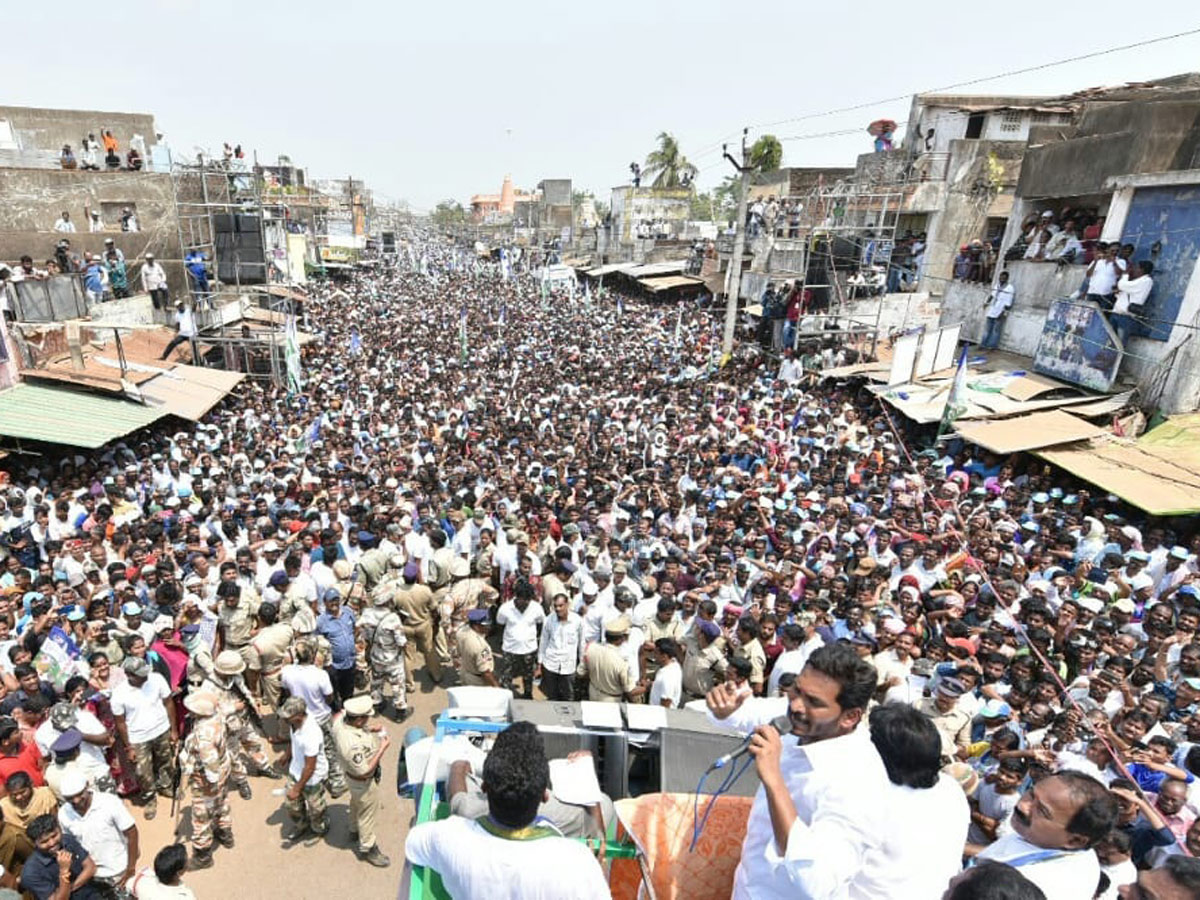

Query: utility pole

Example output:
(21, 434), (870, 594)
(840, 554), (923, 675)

(722, 129), (752, 356)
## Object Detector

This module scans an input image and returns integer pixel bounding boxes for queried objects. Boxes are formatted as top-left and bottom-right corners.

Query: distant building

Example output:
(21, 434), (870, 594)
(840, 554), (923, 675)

(0, 104), (183, 295)
(470, 175), (534, 223)
(938, 73), (1200, 413)
(609, 184), (690, 246)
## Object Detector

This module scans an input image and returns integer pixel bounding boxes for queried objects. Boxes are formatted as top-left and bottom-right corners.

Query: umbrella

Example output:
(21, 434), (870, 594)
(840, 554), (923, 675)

(867, 119), (898, 136)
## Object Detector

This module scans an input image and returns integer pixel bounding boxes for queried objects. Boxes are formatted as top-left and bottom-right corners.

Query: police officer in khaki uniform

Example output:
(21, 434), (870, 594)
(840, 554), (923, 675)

(217, 580), (259, 673)
(581, 616), (646, 703)
(457, 609), (498, 687)
(332, 694), (391, 867)
(393, 563), (442, 689)
(248, 602), (293, 712)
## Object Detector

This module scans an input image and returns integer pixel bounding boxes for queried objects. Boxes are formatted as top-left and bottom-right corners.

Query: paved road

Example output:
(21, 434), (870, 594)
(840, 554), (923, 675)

(135, 675), (449, 900)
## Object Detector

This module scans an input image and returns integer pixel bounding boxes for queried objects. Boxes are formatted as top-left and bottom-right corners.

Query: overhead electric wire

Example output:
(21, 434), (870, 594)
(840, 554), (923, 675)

(683, 26), (1200, 173)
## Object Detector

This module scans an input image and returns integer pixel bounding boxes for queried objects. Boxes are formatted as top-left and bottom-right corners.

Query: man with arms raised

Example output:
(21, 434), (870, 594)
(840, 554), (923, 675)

(706, 642), (887, 899)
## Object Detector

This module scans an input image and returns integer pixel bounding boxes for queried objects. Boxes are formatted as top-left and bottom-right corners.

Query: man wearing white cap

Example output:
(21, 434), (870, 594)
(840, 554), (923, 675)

(58, 771), (140, 894)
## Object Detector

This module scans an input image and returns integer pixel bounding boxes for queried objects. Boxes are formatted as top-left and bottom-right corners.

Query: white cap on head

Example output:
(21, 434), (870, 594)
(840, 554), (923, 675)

(60, 771), (88, 798)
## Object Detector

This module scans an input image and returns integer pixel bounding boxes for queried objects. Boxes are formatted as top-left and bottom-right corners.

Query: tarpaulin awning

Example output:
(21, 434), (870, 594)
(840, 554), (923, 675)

(1035, 415), (1200, 516)
(139, 365), (246, 421)
(620, 261), (688, 277)
(0, 383), (167, 448)
(822, 361), (889, 379)
(584, 263), (626, 277)
(638, 275), (704, 292)
(954, 410), (1105, 454)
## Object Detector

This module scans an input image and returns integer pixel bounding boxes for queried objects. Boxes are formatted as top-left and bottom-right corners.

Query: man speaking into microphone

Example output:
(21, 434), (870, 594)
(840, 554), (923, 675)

(706, 643), (886, 899)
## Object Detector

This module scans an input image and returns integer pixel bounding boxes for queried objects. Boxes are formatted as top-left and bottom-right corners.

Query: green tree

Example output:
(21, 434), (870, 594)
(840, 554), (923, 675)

(749, 134), (783, 173)
(642, 132), (698, 188)
(431, 199), (466, 225)
(712, 174), (740, 223)
(690, 191), (715, 221)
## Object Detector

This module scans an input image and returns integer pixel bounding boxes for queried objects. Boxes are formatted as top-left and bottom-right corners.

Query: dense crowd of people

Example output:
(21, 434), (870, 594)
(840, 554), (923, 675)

(0, 228), (1198, 899)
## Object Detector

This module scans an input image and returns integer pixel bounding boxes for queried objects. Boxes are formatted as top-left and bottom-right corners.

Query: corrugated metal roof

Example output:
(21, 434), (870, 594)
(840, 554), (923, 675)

(620, 261), (689, 277)
(584, 263), (627, 277)
(0, 383), (167, 448)
(638, 275), (705, 291)
(140, 365), (245, 421)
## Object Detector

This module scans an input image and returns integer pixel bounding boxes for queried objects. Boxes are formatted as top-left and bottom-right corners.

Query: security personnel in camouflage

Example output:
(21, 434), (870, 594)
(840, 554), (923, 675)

(358, 592), (407, 719)
(202, 650), (277, 799)
(183, 624), (215, 691)
(179, 691), (232, 870)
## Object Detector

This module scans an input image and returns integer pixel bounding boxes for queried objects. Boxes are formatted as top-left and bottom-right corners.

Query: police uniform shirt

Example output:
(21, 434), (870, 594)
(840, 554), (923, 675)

(395, 583), (437, 628)
(250, 623), (294, 672)
(218, 598), (255, 647)
(585, 642), (634, 702)
(458, 628), (494, 685)
(333, 719), (380, 779)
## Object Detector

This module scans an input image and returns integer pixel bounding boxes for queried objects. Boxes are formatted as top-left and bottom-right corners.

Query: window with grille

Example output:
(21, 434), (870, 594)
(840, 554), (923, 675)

(999, 110), (1023, 132)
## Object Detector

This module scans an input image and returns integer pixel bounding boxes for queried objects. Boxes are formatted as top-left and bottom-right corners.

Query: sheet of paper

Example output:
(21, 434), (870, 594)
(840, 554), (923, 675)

(625, 703), (668, 731)
(907, 673), (929, 697)
(580, 701), (623, 729)
(549, 757), (603, 806)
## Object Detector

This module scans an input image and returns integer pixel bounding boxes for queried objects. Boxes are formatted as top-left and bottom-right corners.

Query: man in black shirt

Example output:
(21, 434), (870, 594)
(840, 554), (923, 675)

(20, 814), (99, 900)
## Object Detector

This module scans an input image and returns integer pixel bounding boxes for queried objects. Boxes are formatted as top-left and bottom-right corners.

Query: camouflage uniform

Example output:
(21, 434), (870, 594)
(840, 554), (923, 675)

(186, 645), (216, 691)
(358, 601), (407, 712)
(180, 711), (232, 853)
(285, 777), (328, 834)
(201, 674), (272, 789)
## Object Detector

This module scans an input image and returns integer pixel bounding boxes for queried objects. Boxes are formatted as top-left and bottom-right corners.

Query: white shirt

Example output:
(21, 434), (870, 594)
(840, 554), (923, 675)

(130, 869), (196, 899)
(1098, 859), (1137, 900)
(1088, 258), (1123, 296)
(288, 714), (329, 783)
(538, 612), (583, 675)
(111, 673), (171, 743)
(649, 659), (682, 707)
(281, 664), (333, 720)
(977, 832), (1101, 900)
(176, 307), (197, 338)
(968, 781), (1020, 844)
(58, 790), (135, 879)
(405, 815), (609, 900)
(496, 600), (545, 655)
(767, 634), (824, 697)
(986, 283), (1015, 318)
(36, 710), (109, 768)
(140, 262), (168, 292)
(873, 650), (916, 705)
(54, 218), (77, 233)
(856, 773), (969, 900)
(1113, 274), (1153, 314)
(708, 697), (891, 900)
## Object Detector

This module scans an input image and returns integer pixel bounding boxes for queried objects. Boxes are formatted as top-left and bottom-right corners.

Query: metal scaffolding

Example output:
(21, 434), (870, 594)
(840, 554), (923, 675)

(168, 157), (297, 387)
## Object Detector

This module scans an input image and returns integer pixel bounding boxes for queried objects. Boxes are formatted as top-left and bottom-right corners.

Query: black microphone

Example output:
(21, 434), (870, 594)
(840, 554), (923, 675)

(708, 715), (792, 772)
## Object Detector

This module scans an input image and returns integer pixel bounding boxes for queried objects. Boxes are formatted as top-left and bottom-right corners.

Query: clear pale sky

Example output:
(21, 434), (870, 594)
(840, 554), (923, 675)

(6, 1), (1200, 210)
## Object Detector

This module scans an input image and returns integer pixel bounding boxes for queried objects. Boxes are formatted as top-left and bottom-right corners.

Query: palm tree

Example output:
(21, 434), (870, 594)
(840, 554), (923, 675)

(642, 132), (698, 188)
